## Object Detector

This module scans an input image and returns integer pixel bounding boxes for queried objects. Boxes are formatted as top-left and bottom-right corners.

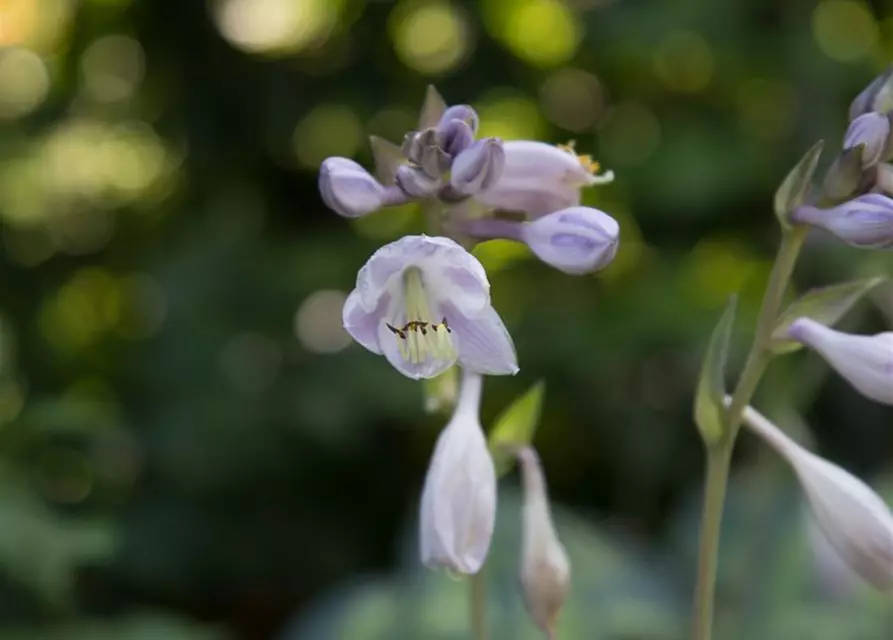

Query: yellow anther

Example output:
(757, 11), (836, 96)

(556, 140), (602, 176)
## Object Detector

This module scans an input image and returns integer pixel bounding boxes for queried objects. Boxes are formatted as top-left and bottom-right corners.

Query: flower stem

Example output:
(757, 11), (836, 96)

(470, 569), (488, 640)
(691, 225), (807, 640)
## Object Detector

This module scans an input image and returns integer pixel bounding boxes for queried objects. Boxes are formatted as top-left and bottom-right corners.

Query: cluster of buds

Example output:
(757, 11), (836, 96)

(791, 67), (893, 247)
(320, 88), (589, 635)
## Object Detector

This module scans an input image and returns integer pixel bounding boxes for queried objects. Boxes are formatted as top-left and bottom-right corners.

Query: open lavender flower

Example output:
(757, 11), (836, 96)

(341, 235), (518, 379)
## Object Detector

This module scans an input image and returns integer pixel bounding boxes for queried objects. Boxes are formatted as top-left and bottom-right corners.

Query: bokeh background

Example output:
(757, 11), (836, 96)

(1, 0), (893, 638)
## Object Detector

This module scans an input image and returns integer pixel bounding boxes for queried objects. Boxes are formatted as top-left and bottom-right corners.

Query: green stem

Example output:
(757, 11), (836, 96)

(691, 226), (807, 640)
(470, 570), (487, 640)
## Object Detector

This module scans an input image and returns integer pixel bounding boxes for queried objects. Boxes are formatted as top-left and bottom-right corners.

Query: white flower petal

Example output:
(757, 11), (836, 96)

(444, 303), (519, 375)
(341, 289), (387, 354)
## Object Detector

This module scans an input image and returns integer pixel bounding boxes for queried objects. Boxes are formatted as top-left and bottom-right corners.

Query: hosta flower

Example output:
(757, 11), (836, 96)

(450, 138), (505, 196)
(850, 66), (893, 121)
(419, 371), (496, 574)
(793, 194), (893, 249)
(476, 141), (614, 218)
(740, 403), (893, 590)
(516, 447), (571, 639)
(843, 112), (891, 167)
(460, 206), (620, 275)
(319, 157), (388, 218)
(342, 235), (518, 379)
(788, 318), (893, 405)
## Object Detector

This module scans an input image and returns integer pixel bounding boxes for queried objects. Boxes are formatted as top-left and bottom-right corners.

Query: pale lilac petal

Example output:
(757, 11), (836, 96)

(477, 180), (580, 217)
(342, 289), (387, 354)
(376, 320), (456, 380)
(444, 303), (518, 375)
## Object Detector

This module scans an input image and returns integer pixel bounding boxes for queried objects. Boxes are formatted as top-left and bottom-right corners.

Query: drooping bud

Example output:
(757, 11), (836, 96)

(516, 447), (570, 639)
(319, 157), (386, 218)
(793, 194), (893, 249)
(739, 403), (893, 590)
(849, 66), (893, 121)
(419, 371), (497, 574)
(450, 138), (505, 196)
(396, 164), (442, 198)
(438, 104), (479, 135)
(843, 112), (891, 167)
(788, 318), (893, 405)
(521, 206), (620, 275)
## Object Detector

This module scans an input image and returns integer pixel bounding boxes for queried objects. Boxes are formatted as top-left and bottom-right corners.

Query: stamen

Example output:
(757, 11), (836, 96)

(556, 140), (609, 178)
(387, 268), (457, 365)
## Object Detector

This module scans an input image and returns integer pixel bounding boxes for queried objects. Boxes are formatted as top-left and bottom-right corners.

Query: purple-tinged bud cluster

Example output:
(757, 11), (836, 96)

(843, 112), (892, 168)
(794, 194), (893, 249)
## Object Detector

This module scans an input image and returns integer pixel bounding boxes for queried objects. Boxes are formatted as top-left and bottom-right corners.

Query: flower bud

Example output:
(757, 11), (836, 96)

(788, 318), (893, 405)
(516, 447), (570, 639)
(436, 118), (475, 157)
(419, 372), (497, 574)
(521, 206), (619, 275)
(450, 138), (505, 196)
(438, 104), (479, 135)
(476, 141), (614, 217)
(850, 66), (893, 121)
(318, 157), (386, 218)
(740, 403), (893, 590)
(793, 194), (893, 249)
(396, 164), (442, 198)
(843, 112), (891, 167)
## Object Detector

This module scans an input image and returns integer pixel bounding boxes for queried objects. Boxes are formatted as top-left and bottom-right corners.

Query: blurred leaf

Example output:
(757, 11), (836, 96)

(822, 146), (864, 203)
(421, 367), (458, 415)
(0, 612), (224, 640)
(369, 136), (403, 186)
(694, 297), (736, 445)
(488, 382), (545, 476)
(418, 85), (447, 130)
(770, 277), (885, 354)
(774, 141), (824, 228)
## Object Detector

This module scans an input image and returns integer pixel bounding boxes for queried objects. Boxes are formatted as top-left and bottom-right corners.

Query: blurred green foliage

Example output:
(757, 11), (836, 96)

(0, 0), (892, 638)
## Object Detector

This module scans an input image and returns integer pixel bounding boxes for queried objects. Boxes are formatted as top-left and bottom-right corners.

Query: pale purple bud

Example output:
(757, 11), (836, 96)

(419, 371), (497, 574)
(793, 194), (893, 249)
(517, 447), (570, 639)
(521, 206), (620, 275)
(436, 118), (475, 157)
(438, 104), (479, 135)
(396, 164), (442, 198)
(843, 112), (890, 167)
(788, 318), (893, 405)
(850, 66), (893, 121)
(319, 157), (386, 218)
(450, 138), (505, 196)
(740, 402), (893, 591)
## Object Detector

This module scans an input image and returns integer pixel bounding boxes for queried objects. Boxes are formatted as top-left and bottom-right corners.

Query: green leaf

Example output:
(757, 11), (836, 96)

(773, 140), (824, 228)
(422, 367), (458, 415)
(694, 297), (737, 445)
(368, 135), (403, 186)
(488, 381), (545, 476)
(770, 277), (885, 354)
(418, 85), (447, 130)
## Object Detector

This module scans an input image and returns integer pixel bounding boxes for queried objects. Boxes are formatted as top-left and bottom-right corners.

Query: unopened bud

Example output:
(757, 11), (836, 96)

(788, 318), (893, 405)
(521, 206), (620, 275)
(450, 138), (505, 196)
(516, 447), (570, 638)
(419, 372), (496, 574)
(793, 194), (893, 249)
(843, 112), (891, 167)
(740, 403), (893, 590)
(436, 118), (475, 157)
(439, 104), (479, 135)
(396, 164), (442, 198)
(318, 157), (386, 218)
(850, 66), (893, 121)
